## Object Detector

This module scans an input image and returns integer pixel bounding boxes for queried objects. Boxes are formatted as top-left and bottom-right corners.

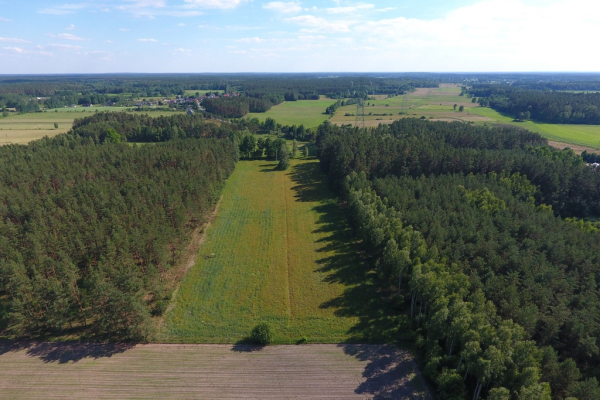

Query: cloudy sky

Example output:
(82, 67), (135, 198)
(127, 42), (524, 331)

(0, 0), (598, 73)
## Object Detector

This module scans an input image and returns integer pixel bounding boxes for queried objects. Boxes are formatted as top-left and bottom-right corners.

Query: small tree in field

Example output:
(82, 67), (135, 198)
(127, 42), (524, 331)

(278, 143), (290, 170)
(54, 123), (58, 129)
(292, 139), (298, 158)
(459, 105), (464, 112)
(304, 146), (309, 158)
(251, 323), (273, 345)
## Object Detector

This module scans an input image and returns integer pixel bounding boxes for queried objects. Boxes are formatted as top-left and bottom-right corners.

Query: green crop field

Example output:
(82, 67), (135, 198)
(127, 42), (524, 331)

(162, 155), (372, 344)
(247, 97), (332, 128)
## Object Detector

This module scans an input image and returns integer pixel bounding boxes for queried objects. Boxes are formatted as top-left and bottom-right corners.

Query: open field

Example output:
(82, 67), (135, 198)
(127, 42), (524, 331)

(0, 342), (429, 399)
(247, 97), (332, 128)
(330, 85), (600, 149)
(468, 107), (600, 149)
(0, 109), (185, 145)
(162, 156), (375, 344)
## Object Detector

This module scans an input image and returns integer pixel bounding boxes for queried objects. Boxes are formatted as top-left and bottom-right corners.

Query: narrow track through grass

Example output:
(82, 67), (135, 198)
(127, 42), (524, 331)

(162, 157), (364, 344)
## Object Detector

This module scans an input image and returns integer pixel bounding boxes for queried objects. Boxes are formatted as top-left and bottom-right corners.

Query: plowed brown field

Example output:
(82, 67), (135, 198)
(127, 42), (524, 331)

(0, 342), (430, 399)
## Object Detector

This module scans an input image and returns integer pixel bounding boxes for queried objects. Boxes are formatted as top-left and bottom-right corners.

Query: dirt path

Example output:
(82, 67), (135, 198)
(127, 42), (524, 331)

(0, 343), (430, 399)
(548, 140), (600, 154)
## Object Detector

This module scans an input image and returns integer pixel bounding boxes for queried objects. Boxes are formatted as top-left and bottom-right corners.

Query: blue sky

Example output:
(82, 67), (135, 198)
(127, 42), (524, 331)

(0, 0), (598, 73)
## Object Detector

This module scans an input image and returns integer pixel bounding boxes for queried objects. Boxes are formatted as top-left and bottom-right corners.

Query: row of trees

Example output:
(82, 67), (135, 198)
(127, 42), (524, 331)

(0, 115), (239, 341)
(316, 119), (600, 399)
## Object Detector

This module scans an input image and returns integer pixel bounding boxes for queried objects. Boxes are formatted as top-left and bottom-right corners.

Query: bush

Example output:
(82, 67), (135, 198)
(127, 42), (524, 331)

(250, 323), (273, 345)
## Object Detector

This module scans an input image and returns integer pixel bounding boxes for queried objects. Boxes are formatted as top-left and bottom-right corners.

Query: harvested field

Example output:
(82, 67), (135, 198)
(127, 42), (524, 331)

(0, 342), (430, 399)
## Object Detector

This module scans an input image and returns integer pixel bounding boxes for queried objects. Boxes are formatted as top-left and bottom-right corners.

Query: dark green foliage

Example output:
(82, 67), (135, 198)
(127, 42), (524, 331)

(316, 118), (600, 399)
(70, 112), (233, 143)
(0, 126), (236, 340)
(316, 118), (600, 218)
(581, 150), (600, 163)
(250, 323), (273, 345)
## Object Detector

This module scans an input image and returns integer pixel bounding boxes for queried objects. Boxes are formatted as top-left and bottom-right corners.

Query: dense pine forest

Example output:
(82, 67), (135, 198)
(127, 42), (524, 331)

(469, 85), (600, 124)
(316, 119), (600, 400)
(0, 114), (238, 341)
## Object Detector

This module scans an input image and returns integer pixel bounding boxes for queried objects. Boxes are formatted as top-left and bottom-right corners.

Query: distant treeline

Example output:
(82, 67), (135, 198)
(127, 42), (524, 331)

(316, 119), (600, 399)
(0, 113), (239, 341)
(470, 85), (600, 124)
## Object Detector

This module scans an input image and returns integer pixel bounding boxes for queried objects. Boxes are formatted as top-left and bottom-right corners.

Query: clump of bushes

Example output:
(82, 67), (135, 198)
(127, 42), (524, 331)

(250, 323), (273, 345)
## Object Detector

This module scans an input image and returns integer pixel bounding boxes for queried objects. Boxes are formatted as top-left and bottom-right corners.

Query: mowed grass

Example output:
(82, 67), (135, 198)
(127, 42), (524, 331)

(247, 97), (332, 128)
(469, 107), (600, 149)
(162, 157), (361, 344)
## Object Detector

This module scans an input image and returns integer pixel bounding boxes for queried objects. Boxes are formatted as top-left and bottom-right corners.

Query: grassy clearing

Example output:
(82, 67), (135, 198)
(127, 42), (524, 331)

(247, 97), (332, 128)
(162, 155), (367, 344)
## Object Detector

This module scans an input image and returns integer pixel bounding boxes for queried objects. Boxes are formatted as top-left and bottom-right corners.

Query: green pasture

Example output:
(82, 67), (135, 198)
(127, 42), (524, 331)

(162, 156), (391, 344)
(469, 107), (600, 148)
(248, 98), (332, 128)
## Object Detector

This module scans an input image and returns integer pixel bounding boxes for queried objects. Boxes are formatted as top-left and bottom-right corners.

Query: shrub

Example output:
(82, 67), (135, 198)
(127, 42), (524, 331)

(250, 323), (273, 345)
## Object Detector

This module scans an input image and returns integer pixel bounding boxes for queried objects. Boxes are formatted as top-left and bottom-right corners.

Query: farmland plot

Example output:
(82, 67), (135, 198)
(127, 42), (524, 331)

(163, 157), (363, 344)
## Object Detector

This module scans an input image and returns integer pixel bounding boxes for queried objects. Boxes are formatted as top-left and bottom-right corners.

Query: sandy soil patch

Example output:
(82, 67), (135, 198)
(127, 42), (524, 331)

(548, 141), (600, 154)
(0, 342), (430, 399)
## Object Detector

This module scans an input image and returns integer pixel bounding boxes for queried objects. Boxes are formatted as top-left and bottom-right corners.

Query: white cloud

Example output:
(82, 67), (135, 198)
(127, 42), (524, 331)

(43, 43), (83, 49)
(0, 37), (31, 43)
(173, 48), (192, 52)
(66, 24), (75, 30)
(236, 37), (265, 43)
(138, 38), (158, 42)
(38, 3), (87, 15)
(353, 0), (600, 71)
(183, 0), (248, 9)
(263, 2), (302, 14)
(116, 0), (203, 17)
(286, 15), (352, 32)
(49, 33), (86, 41)
(119, 28), (131, 31)
(105, 40), (114, 44)
(178, 23), (186, 26)
(0, 17), (12, 22)
(3, 47), (25, 53)
(326, 4), (374, 14)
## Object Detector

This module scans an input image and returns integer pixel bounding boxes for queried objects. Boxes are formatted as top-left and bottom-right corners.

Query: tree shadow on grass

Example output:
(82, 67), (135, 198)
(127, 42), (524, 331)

(0, 340), (134, 364)
(340, 344), (431, 400)
(289, 162), (410, 343)
(288, 161), (427, 397)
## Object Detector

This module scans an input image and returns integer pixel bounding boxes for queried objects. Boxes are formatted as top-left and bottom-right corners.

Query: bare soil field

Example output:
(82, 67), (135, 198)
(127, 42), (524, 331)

(0, 342), (430, 399)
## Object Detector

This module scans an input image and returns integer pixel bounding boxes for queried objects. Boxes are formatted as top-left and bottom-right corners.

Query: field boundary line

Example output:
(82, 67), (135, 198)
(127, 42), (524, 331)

(283, 169), (292, 318)
(162, 195), (224, 317)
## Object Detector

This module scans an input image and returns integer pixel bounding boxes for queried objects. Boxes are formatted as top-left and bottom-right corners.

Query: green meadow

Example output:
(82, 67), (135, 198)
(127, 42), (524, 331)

(247, 97), (333, 128)
(162, 156), (372, 344)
